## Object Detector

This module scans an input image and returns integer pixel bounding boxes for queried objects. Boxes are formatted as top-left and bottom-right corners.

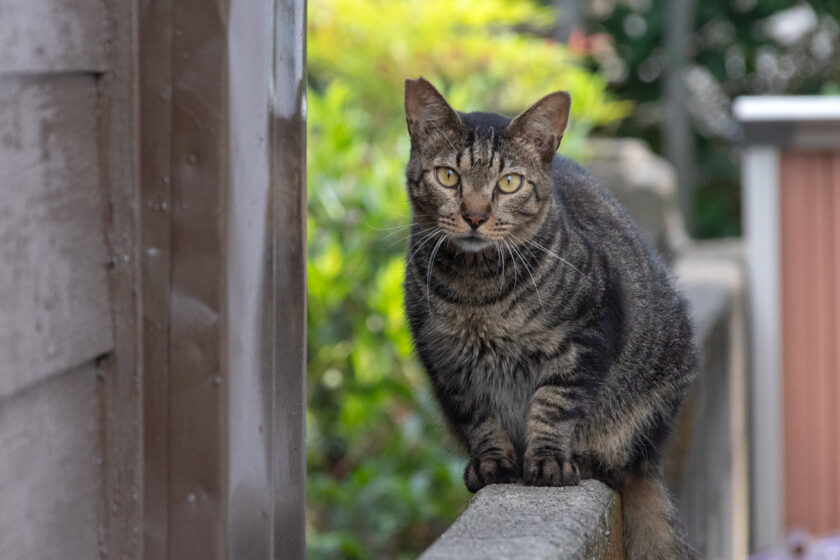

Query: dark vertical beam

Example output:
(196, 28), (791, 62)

(555, 0), (581, 42)
(271, 0), (307, 557)
(166, 0), (227, 557)
(664, 0), (696, 233)
(139, 0), (173, 557)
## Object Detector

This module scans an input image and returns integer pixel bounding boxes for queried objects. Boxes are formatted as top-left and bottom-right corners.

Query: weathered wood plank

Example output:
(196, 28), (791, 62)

(271, 0), (308, 555)
(0, 362), (104, 560)
(98, 2), (143, 557)
(0, 0), (107, 74)
(0, 75), (113, 400)
(138, 0), (172, 556)
(166, 1), (226, 556)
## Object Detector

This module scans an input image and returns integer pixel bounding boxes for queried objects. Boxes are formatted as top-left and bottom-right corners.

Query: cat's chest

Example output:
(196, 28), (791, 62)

(426, 301), (565, 362)
(426, 306), (537, 448)
(430, 303), (523, 344)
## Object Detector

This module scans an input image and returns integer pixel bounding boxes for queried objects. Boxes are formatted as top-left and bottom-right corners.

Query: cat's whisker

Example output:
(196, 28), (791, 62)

(383, 228), (417, 244)
(426, 235), (447, 313)
(511, 230), (585, 277)
(406, 228), (443, 266)
(526, 238), (585, 277)
(367, 222), (412, 232)
(508, 241), (544, 313)
(386, 225), (439, 249)
(386, 232), (423, 250)
(496, 241), (506, 290)
(503, 240), (518, 289)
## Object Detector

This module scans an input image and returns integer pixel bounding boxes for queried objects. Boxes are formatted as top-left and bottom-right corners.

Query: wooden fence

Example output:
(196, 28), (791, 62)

(0, 1), (306, 558)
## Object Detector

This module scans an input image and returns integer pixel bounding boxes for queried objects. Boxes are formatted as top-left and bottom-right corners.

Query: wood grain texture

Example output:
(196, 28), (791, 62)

(0, 0), (108, 74)
(0, 75), (113, 400)
(97, 1), (143, 557)
(166, 1), (226, 557)
(138, 0), (173, 556)
(271, 2), (307, 556)
(0, 363), (104, 560)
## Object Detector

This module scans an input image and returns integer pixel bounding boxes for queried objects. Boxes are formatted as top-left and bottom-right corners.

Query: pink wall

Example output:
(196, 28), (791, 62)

(780, 150), (840, 534)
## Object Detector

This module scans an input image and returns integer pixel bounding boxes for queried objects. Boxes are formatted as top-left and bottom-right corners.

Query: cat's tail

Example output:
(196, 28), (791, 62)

(620, 473), (696, 560)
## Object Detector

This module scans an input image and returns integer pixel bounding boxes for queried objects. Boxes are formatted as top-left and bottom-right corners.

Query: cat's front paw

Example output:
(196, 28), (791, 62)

(463, 454), (521, 493)
(523, 453), (580, 487)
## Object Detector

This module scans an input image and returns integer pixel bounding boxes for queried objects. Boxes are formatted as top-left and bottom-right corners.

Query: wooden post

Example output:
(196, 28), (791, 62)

(664, 0), (696, 233)
(139, 0), (307, 558)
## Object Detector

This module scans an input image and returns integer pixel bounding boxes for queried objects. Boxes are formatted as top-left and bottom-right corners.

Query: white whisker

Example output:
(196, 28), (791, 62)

(503, 240), (518, 290)
(508, 241), (544, 313)
(512, 230), (585, 277)
(496, 241), (506, 290)
(426, 235), (447, 312)
(386, 225), (439, 249)
(406, 229), (443, 266)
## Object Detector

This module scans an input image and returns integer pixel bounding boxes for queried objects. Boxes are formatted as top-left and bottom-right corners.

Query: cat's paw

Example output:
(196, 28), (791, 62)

(463, 454), (521, 493)
(523, 453), (580, 487)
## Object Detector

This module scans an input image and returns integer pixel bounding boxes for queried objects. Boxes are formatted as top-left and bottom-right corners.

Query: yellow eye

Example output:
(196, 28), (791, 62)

(497, 174), (523, 193)
(434, 167), (460, 188)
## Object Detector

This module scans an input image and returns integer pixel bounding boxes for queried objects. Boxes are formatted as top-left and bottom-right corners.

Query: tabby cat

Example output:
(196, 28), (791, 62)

(402, 77), (697, 559)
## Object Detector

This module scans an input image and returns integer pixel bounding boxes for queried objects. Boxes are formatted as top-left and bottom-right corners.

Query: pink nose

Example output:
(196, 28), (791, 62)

(462, 212), (488, 229)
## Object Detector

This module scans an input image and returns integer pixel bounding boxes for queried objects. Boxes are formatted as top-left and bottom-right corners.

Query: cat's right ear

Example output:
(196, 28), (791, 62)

(507, 91), (571, 164)
(404, 77), (462, 148)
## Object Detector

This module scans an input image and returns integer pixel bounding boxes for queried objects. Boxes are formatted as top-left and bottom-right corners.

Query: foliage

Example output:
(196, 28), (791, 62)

(306, 1), (627, 557)
(570, 0), (840, 237)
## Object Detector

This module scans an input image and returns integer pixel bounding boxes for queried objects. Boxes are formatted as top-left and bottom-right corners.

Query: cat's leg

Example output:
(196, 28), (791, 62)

(522, 384), (585, 486)
(621, 469), (695, 560)
(423, 363), (520, 492)
(462, 416), (520, 493)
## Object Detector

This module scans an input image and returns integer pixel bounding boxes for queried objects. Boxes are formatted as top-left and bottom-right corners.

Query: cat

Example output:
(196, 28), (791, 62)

(402, 77), (697, 559)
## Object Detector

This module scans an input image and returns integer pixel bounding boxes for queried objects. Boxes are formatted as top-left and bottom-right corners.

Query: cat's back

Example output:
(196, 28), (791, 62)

(551, 155), (672, 282)
(551, 154), (693, 368)
(552, 156), (644, 238)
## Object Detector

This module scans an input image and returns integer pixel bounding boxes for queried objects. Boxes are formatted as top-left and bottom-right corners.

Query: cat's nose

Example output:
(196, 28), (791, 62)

(461, 211), (488, 230)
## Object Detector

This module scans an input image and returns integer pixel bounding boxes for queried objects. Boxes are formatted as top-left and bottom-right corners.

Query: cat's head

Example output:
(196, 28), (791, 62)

(404, 77), (570, 253)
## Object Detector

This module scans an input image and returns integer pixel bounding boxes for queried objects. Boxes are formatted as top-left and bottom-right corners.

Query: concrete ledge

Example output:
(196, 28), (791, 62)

(420, 481), (623, 560)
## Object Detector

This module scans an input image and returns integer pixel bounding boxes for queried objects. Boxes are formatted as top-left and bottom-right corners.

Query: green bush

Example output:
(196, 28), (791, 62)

(306, 1), (628, 557)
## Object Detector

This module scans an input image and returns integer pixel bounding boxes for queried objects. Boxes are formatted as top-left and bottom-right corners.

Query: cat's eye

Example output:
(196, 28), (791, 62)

(434, 167), (460, 188)
(497, 173), (523, 193)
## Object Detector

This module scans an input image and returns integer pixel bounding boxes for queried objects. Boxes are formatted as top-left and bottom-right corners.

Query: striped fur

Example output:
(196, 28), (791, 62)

(403, 78), (697, 559)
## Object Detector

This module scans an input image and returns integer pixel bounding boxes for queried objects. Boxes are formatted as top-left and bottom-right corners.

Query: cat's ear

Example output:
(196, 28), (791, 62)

(404, 77), (462, 148)
(507, 91), (571, 163)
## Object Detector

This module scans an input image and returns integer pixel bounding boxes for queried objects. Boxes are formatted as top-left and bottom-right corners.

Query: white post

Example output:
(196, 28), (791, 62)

(741, 146), (783, 552)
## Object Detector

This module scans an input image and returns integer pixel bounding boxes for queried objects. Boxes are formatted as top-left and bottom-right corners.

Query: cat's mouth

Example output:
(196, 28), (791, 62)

(453, 233), (493, 252)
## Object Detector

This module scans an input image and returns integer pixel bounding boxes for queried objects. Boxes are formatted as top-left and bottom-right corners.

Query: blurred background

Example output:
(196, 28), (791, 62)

(305, 0), (840, 558)
(1, 0), (839, 558)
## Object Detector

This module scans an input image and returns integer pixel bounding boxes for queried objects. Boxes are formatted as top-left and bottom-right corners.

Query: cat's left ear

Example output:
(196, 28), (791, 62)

(507, 91), (571, 163)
